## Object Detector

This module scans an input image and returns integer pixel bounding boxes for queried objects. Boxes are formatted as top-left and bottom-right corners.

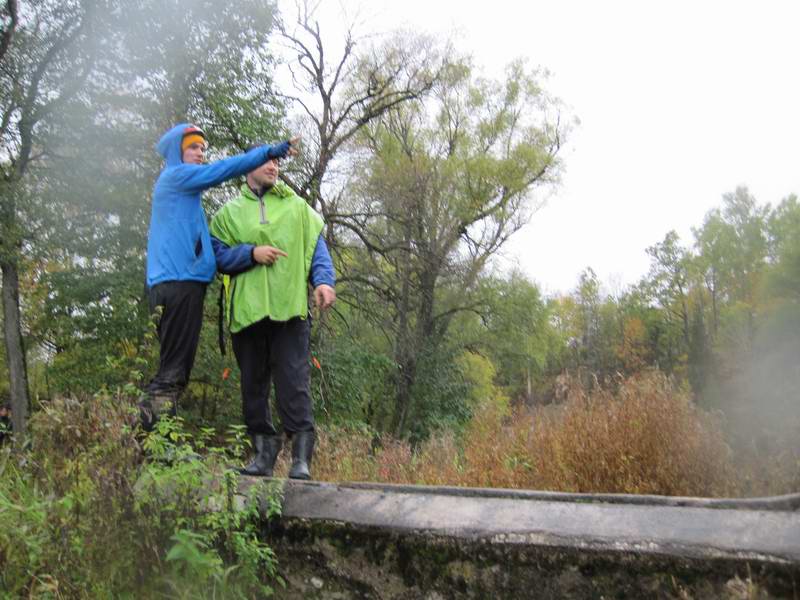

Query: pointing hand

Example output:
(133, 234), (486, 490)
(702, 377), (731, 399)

(253, 245), (288, 265)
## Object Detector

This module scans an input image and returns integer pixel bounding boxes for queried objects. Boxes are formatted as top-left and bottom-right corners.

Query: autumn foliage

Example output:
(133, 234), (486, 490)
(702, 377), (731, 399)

(302, 371), (750, 497)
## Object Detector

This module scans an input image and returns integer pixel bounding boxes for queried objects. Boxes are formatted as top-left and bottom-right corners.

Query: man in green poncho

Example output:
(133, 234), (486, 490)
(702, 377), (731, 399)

(210, 150), (335, 479)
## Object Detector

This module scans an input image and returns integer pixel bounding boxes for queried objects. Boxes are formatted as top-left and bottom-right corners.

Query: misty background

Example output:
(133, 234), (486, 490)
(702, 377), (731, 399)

(0, 0), (797, 496)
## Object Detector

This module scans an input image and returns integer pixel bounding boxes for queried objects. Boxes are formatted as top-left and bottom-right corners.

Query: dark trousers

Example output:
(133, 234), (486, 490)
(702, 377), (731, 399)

(145, 280), (207, 401)
(231, 317), (314, 436)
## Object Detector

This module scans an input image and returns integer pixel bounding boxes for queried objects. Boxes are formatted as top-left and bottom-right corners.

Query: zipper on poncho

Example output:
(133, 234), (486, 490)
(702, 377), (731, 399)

(259, 196), (269, 224)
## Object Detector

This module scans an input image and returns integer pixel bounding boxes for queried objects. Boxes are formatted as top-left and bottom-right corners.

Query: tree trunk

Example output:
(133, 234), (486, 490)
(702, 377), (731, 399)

(392, 245), (415, 436)
(2, 258), (29, 435)
(393, 353), (415, 437)
(394, 271), (443, 437)
(710, 268), (719, 338)
(392, 311), (414, 436)
(526, 365), (532, 403)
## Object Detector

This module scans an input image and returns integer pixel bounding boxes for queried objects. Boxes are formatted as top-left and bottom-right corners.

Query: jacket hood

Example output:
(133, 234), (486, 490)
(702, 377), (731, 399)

(156, 123), (204, 166)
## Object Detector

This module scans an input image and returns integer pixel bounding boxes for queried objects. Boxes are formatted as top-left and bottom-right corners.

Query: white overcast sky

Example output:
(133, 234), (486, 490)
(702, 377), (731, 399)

(277, 0), (800, 295)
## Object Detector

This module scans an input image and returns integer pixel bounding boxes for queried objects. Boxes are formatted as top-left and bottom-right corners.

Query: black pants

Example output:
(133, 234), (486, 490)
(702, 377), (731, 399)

(145, 280), (207, 401)
(231, 317), (313, 436)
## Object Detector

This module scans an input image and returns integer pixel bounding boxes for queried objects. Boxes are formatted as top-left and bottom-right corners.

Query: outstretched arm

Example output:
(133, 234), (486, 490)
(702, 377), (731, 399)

(170, 137), (300, 193)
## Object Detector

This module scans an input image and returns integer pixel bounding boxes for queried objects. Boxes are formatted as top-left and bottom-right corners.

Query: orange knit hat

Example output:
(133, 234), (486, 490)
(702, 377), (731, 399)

(181, 125), (207, 152)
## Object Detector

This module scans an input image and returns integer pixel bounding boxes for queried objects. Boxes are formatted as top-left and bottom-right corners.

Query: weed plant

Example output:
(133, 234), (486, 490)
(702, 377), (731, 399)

(0, 394), (282, 599)
(310, 371), (766, 497)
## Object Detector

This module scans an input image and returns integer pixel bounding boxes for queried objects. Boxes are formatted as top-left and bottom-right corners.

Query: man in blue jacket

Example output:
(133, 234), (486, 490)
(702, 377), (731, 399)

(141, 123), (297, 430)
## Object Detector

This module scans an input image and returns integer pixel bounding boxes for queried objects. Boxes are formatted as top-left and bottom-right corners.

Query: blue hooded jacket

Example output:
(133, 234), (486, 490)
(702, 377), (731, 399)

(145, 123), (290, 287)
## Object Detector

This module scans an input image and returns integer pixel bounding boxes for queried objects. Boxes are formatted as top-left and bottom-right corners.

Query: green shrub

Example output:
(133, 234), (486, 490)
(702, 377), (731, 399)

(310, 341), (395, 429)
(0, 394), (283, 598)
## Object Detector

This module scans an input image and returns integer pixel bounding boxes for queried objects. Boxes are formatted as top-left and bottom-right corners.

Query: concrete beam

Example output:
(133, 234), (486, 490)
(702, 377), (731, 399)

(252, 480), (800, 599)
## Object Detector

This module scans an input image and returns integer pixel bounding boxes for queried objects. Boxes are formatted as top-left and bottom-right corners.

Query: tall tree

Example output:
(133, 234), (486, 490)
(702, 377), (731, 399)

(3, 0), (287, 423)
(693, 187), (768, 353)
(274, 0), (451, 224)
(0, 0), (113, 434)
(645, 230), (692, 348)
(341, 60), (570, 435)
(0, 1), (18, 62)
(766, 194), (800, 300)
(478, 271), (554, 402)
(574, 268), (602, 368)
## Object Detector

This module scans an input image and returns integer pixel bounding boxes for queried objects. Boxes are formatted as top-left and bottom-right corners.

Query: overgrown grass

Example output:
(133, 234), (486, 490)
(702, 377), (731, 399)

(0, 394), (282, 599)
(309, 371), (794, 497)
(1, 371), (793, 597)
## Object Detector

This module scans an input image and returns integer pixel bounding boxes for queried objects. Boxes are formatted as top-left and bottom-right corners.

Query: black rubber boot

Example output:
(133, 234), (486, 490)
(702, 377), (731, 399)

(288, 430), (315, 480)
(139, 392), (177, 432)
(240, 434), (283, 477)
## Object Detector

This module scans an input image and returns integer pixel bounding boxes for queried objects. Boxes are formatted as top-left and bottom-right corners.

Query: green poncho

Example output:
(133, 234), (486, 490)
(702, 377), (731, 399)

(210, 182), (324, 333)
